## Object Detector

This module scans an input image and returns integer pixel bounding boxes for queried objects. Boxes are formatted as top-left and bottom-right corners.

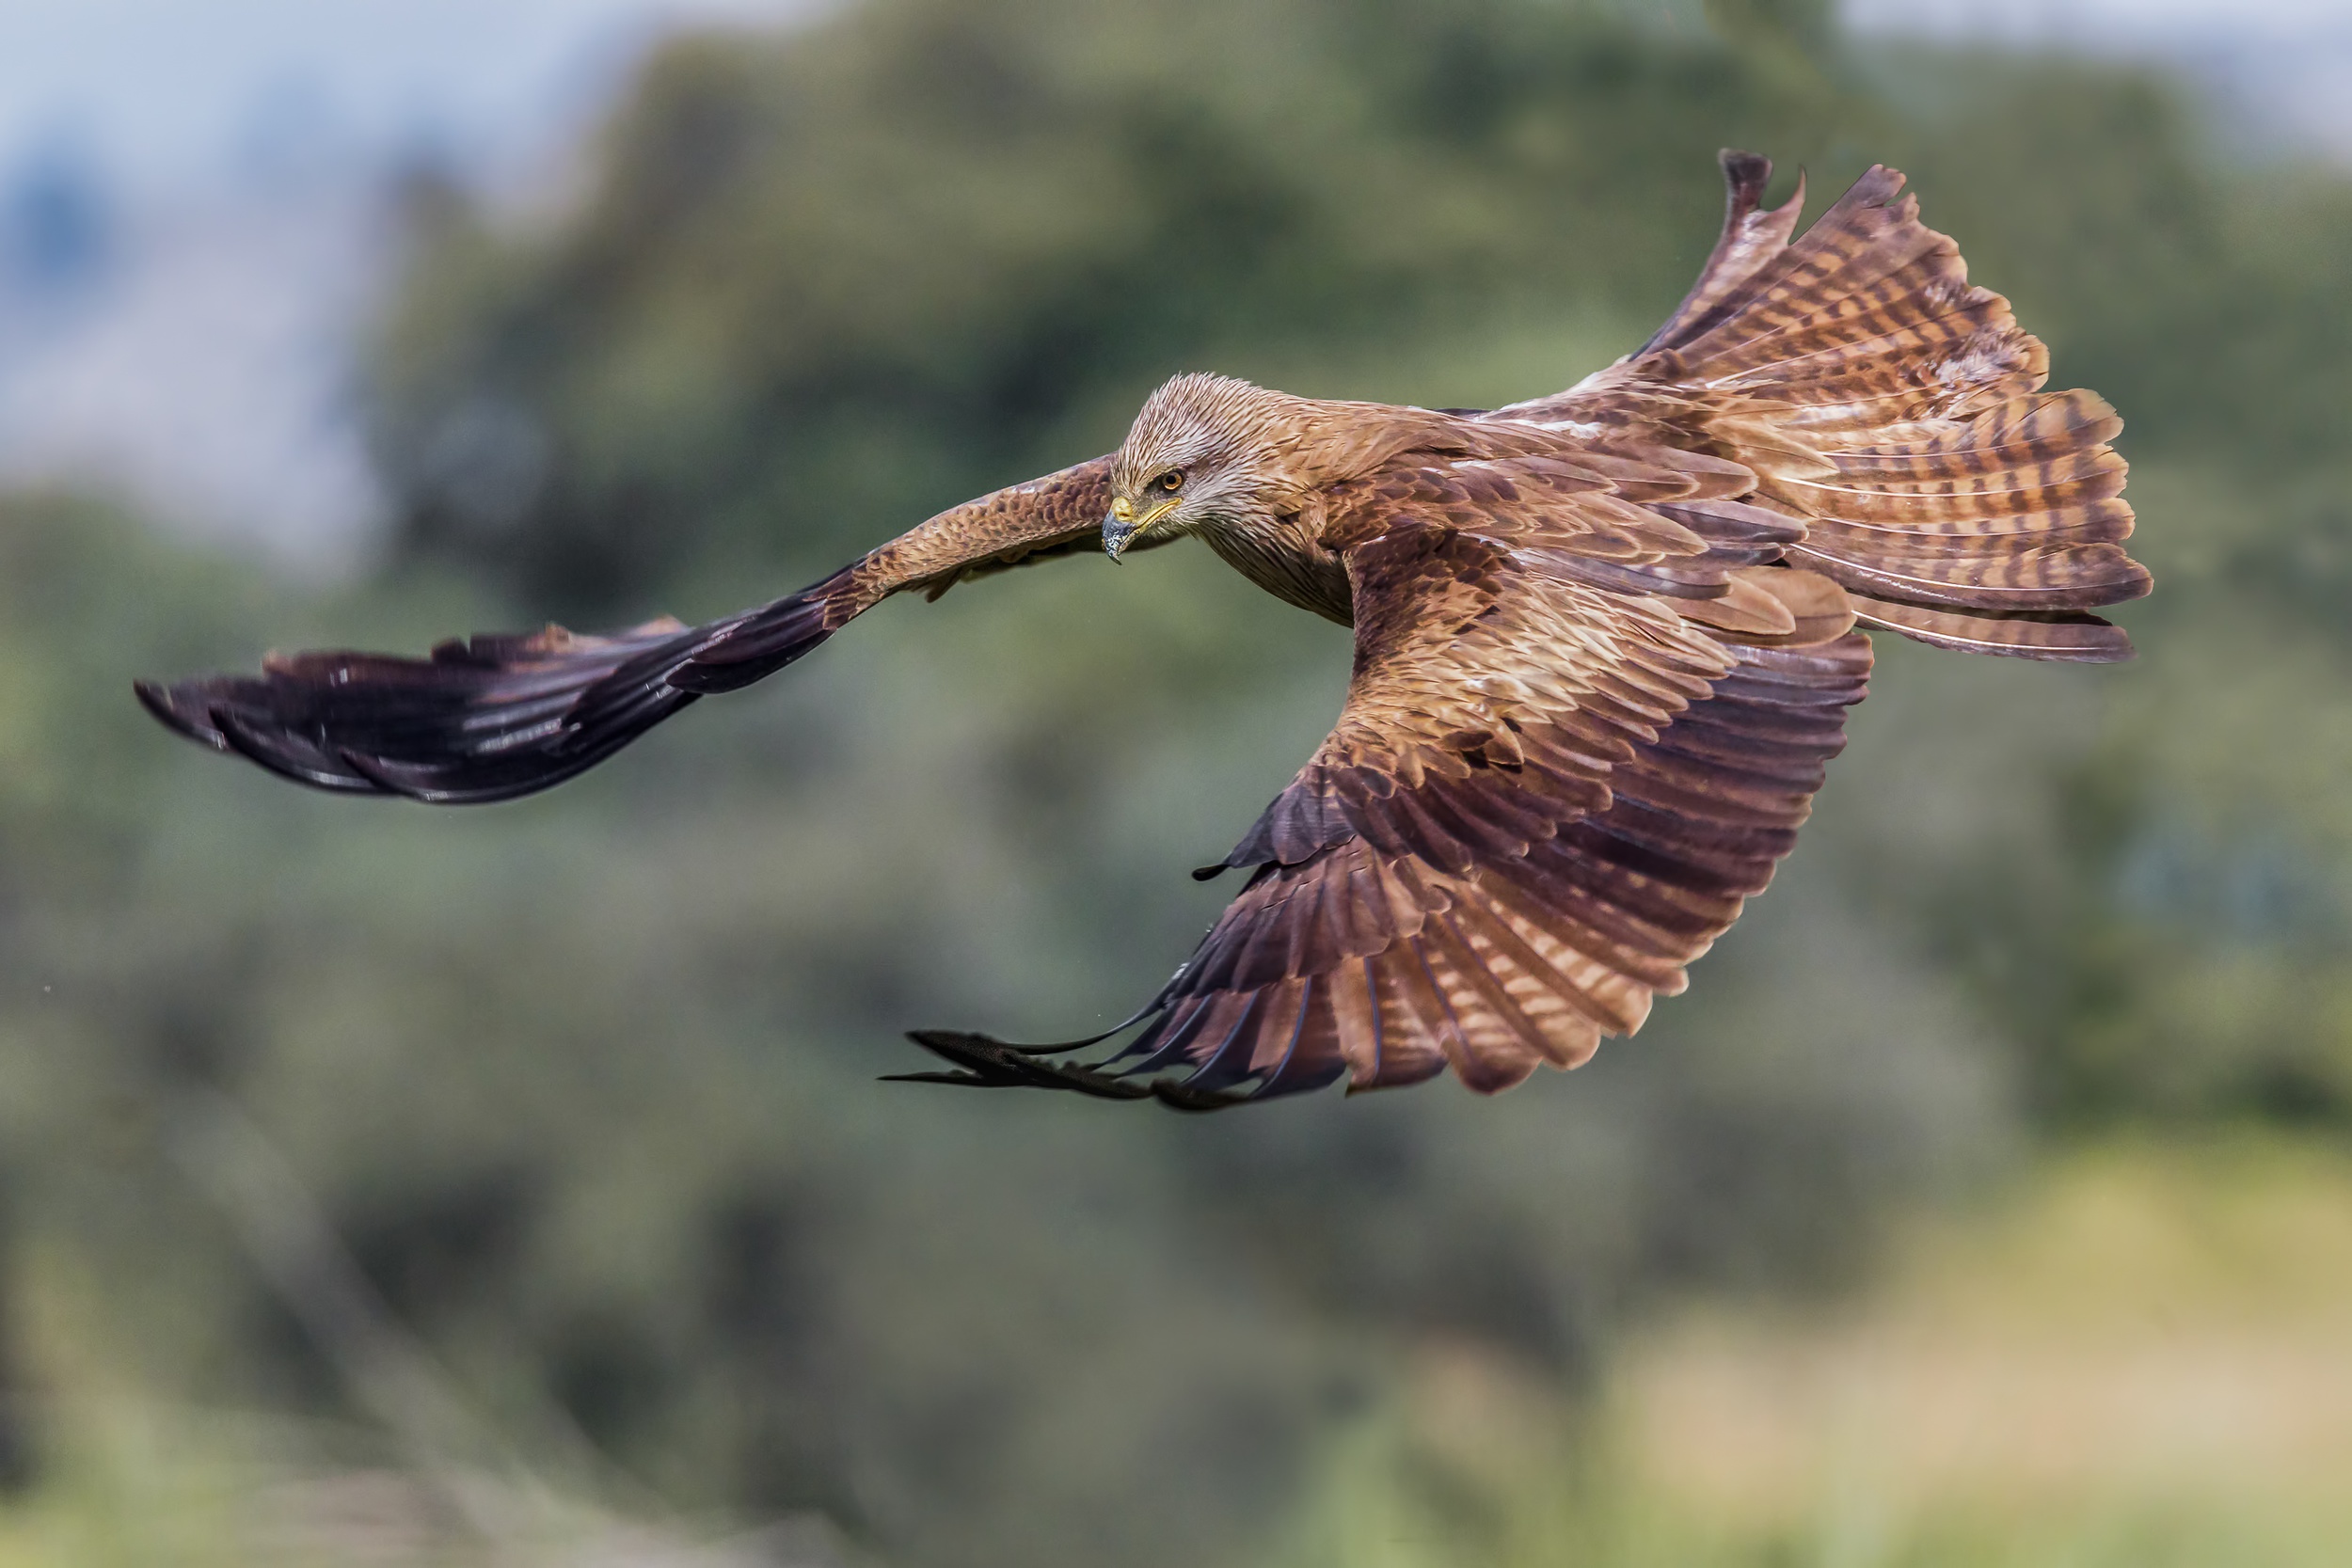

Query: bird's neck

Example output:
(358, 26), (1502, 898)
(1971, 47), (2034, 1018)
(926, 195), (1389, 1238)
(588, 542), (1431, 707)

(1199, 503), (1354, 626)
(1189, 400), (1470, 625)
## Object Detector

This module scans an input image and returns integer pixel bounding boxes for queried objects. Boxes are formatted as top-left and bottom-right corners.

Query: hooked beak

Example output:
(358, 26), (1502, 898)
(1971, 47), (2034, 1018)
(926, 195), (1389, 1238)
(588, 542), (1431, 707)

(1103, 496), (1175, 562)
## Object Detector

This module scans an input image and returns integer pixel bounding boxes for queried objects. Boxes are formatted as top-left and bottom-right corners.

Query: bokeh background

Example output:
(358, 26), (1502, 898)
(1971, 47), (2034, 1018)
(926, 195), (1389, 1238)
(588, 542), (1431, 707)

(3, 1), (2351, 1563)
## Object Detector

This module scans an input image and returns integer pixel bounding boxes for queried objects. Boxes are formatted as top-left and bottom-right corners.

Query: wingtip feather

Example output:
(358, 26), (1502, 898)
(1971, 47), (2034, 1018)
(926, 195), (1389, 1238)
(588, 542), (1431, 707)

(1719, 148), (1772, 204)
(133, 678), (229, 750)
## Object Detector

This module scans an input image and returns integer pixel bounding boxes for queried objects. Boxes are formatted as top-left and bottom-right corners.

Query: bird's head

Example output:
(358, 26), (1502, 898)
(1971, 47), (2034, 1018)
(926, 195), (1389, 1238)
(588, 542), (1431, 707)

(1104, 373), (1304, 560)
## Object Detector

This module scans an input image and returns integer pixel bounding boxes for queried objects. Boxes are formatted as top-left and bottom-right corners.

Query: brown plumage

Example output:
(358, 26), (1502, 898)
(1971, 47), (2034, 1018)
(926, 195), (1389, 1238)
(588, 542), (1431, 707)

(137, 151), (2149, 1108)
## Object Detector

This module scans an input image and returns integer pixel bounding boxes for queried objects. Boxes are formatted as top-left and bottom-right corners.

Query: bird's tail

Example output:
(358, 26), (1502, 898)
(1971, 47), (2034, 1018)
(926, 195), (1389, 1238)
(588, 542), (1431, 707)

(1650, 156), (2151, 661)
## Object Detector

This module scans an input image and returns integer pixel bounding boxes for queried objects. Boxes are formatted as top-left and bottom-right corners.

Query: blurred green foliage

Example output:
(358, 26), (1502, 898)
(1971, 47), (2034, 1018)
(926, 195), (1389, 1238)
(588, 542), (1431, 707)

(5, 0), (2352, 1563)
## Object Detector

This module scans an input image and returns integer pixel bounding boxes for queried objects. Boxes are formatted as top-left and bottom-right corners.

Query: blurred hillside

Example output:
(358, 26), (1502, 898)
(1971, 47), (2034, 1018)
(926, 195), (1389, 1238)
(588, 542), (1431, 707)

(3, 1), (2350, 1564)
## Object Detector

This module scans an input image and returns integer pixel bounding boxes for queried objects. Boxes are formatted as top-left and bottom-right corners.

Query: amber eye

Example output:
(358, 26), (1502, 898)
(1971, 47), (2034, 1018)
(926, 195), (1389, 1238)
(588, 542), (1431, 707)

(1155, 470), (1184, 492)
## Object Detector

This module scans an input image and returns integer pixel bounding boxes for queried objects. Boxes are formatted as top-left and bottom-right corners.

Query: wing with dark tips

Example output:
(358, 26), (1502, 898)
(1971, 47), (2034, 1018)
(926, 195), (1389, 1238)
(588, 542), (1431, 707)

(903, 494), (1871, 1105)
(137, 457), (1116, 802)
(138, 614), (721, 802)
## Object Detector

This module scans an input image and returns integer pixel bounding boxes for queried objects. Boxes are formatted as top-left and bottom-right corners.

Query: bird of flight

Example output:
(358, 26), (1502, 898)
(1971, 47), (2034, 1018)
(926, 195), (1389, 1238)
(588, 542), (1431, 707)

(140, 152), (2150, 1109)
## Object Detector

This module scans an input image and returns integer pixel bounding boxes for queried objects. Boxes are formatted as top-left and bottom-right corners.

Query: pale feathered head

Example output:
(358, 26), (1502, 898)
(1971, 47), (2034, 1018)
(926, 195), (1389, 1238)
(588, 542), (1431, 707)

(1103, 373), (1310, 560)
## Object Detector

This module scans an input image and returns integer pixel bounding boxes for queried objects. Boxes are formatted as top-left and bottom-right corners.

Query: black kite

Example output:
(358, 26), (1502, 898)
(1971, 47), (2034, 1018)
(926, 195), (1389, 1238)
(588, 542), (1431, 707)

(139, 153), (2150, 1108)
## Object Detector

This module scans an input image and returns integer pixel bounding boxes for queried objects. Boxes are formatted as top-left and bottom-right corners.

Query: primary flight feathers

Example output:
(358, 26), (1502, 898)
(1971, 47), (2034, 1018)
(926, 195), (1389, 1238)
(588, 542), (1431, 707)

(139, 152), (2149, 1107)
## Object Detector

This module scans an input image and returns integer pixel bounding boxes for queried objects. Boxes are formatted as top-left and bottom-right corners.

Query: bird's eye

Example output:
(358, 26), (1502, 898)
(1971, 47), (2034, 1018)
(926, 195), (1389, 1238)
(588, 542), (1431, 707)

(1156, 470), (1184, 492)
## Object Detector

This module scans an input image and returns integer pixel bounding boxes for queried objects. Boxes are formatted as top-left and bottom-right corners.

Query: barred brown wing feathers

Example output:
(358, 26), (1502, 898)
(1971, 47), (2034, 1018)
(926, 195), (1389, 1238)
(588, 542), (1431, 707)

(1835, 597), (2134, 660)
(904, 493), (1871, 1105)
(1032, 632), (1871, 1103)
(1639, 150), (1809, 357)
(1656, 165), (2040, 417)
(1774, 389), (2148, 656)
(1499, 152), (2147, 662)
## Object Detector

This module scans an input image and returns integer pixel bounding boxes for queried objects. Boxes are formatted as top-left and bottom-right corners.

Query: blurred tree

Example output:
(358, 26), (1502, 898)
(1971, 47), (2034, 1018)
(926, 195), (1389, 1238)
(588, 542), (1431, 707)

(6, 0), (2352, 1562)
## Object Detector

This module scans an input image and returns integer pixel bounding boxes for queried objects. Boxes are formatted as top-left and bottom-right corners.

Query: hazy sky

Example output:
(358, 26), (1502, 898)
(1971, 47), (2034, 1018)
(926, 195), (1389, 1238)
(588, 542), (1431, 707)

(1845, 0), (2352, 162)
(0, 0), (818, 190)
(1846, 0), (2349, 32)
(0, 0), (2344, 191)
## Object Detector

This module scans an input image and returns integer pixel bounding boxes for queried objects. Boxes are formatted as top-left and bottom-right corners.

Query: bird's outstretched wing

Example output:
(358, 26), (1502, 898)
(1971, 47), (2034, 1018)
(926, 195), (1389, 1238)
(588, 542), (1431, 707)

(136, 456), (1120, 803)
(899, 448), (1872, 1105)
(1493, 150), (2149, 660)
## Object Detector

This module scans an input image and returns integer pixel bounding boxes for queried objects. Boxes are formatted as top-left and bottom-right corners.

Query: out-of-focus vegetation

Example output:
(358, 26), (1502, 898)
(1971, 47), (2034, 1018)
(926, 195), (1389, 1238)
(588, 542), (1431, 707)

(3, 0), (2351, 1562)
(1266, 1136), (2352, 1568)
